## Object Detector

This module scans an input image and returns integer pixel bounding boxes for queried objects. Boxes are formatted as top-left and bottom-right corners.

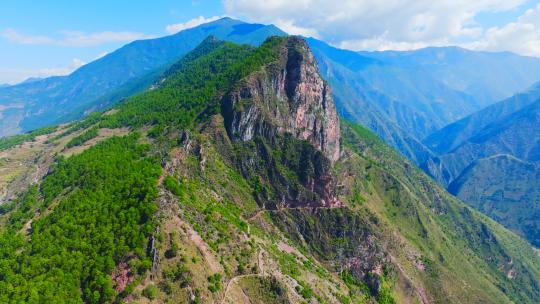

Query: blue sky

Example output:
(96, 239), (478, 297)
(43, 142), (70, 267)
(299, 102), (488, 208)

(1, 0), (540, 84)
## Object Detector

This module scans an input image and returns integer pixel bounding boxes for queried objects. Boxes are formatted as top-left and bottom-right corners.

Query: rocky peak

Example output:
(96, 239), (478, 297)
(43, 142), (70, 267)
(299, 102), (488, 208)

(222, 36), (341, 162)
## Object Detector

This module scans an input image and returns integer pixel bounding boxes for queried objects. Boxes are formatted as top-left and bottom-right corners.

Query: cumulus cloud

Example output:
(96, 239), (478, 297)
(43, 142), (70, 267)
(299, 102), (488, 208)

(274, 19), (320, 38)
(1, 29), (152, 47)
(465, 3), (540, 57)
(165, 16), (223, 34)
(223, 0), (538, 55)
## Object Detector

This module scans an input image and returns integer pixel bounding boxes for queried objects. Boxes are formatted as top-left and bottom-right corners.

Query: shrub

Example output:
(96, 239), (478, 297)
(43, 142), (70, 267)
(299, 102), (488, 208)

(142, 284), (159, 300)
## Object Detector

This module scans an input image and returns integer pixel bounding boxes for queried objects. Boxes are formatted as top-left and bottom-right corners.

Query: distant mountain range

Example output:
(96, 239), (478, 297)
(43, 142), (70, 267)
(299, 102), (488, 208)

(422, 83), (540, 246)
(3, 17), (540, 153)
(308, 39), (540, 163)
(2, 17), (540, 248)
(0, 18), (286, 137)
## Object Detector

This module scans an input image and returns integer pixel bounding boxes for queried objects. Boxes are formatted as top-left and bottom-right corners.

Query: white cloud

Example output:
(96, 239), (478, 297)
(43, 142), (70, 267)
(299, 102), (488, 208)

(465, 3), (540, 57)
(1, 29), (153, 47)
(223, 0), (536, 54)
(274, 19), (319, 38)
(340, 34), (448, 52)
(1, 28), (54, 44)
(95, 51), (109, 60)
(165, 16), (223, 34)
(36, 58), (87, 77)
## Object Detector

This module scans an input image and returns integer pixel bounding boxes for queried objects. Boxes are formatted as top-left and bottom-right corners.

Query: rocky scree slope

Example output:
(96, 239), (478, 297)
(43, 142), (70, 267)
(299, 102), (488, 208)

(0, 36), (539, 304)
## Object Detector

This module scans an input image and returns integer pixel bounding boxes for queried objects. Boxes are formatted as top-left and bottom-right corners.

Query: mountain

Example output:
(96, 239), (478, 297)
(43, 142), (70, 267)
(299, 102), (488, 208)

(360, 47), (540, 108)
(4, 17), (540, 168)
(19, 77), (43, 85)
(1, 36), (539, 304)
(307, 39), (540, 164)
(0, 17), (286, 137)
(307, 38), (436, 163)
(420, 84), (540, 247)
(424, 81), (540, 154)
(448, 155), (540, 248)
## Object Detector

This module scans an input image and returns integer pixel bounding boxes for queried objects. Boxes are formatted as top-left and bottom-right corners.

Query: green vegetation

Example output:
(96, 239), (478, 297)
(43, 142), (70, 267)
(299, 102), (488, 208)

(341, 122), (540, 303)
(100, 36), (284, 132)
(0, 134), (161, 303)
(163, 175), (183, 196)
(51, 112), (102, 141)
(207, 273), (222, 292)
(163, 259), (193, 288)
(377, 276), (396, 304)
(0, 126), (57, 151)
(142, 284), (159, 300)
(164, 232), (179, 259)
(65, 126), (99, 148)
(1, 35), (540, 304)
(238, 277), (288, 304)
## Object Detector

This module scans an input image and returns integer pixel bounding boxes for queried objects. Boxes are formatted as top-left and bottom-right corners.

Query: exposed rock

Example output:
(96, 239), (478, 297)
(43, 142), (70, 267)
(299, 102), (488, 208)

(112, 262), (133, 293)
(222, 36), (340, 162)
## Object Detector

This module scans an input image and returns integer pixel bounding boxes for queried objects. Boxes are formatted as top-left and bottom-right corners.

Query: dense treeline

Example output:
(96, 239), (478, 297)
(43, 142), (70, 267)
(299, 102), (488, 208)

(0, 134), (161, 303)
(65, 126), (99, 148)
(99, 36), (284, 132)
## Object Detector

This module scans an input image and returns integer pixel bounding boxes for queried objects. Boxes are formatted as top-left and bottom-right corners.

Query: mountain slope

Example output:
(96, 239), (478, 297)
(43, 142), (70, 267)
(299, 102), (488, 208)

(360, 47), (540, 108)
(0, 17), (286, 137)
(424, 81), (540, 154)
(423, 97), (540, 186)
(0, 36), (539, 304)
(421, 85), (540, 247)
(448, 154), (540, 247)
(308, 39), (540, 164)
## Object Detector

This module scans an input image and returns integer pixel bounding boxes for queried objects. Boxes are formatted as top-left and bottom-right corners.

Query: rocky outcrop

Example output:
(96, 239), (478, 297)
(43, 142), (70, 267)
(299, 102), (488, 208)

(222, 36), (340, 162)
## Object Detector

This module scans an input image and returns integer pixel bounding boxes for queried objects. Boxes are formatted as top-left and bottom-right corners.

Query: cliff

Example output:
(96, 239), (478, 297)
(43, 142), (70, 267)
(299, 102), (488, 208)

(222, 36), (340, 163)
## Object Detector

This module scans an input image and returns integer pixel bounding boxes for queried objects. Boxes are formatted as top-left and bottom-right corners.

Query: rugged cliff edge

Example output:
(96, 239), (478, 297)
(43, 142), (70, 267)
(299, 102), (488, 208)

(222, 37), (340, 163)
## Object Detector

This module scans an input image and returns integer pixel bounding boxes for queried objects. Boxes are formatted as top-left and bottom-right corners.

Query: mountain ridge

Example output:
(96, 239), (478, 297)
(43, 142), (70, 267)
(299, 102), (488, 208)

(0, 36), (539, 303)
(0, 17), (286, 137)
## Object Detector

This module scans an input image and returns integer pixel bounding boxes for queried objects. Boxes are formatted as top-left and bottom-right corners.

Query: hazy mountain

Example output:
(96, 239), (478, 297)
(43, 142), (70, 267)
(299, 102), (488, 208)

(360, 47), (540, 108)
(424, 82), (540, 154)
(307, 39), (540, 164)
(307, 38), (436, 163)
(421, 84), (540, 246)
(423, 87), (540, 186)
(0, 17), (286, 137)
(1, 36), (539, 304)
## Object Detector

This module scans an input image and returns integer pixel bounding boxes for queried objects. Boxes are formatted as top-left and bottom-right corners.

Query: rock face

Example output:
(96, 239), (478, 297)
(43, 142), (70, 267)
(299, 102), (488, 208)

(222, 36), (340, 162)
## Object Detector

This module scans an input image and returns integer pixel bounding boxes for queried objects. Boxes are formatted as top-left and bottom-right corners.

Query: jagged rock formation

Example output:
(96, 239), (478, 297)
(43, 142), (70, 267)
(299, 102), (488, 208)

(220, 37), (342, 210)
(222, 36), (340, 163)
